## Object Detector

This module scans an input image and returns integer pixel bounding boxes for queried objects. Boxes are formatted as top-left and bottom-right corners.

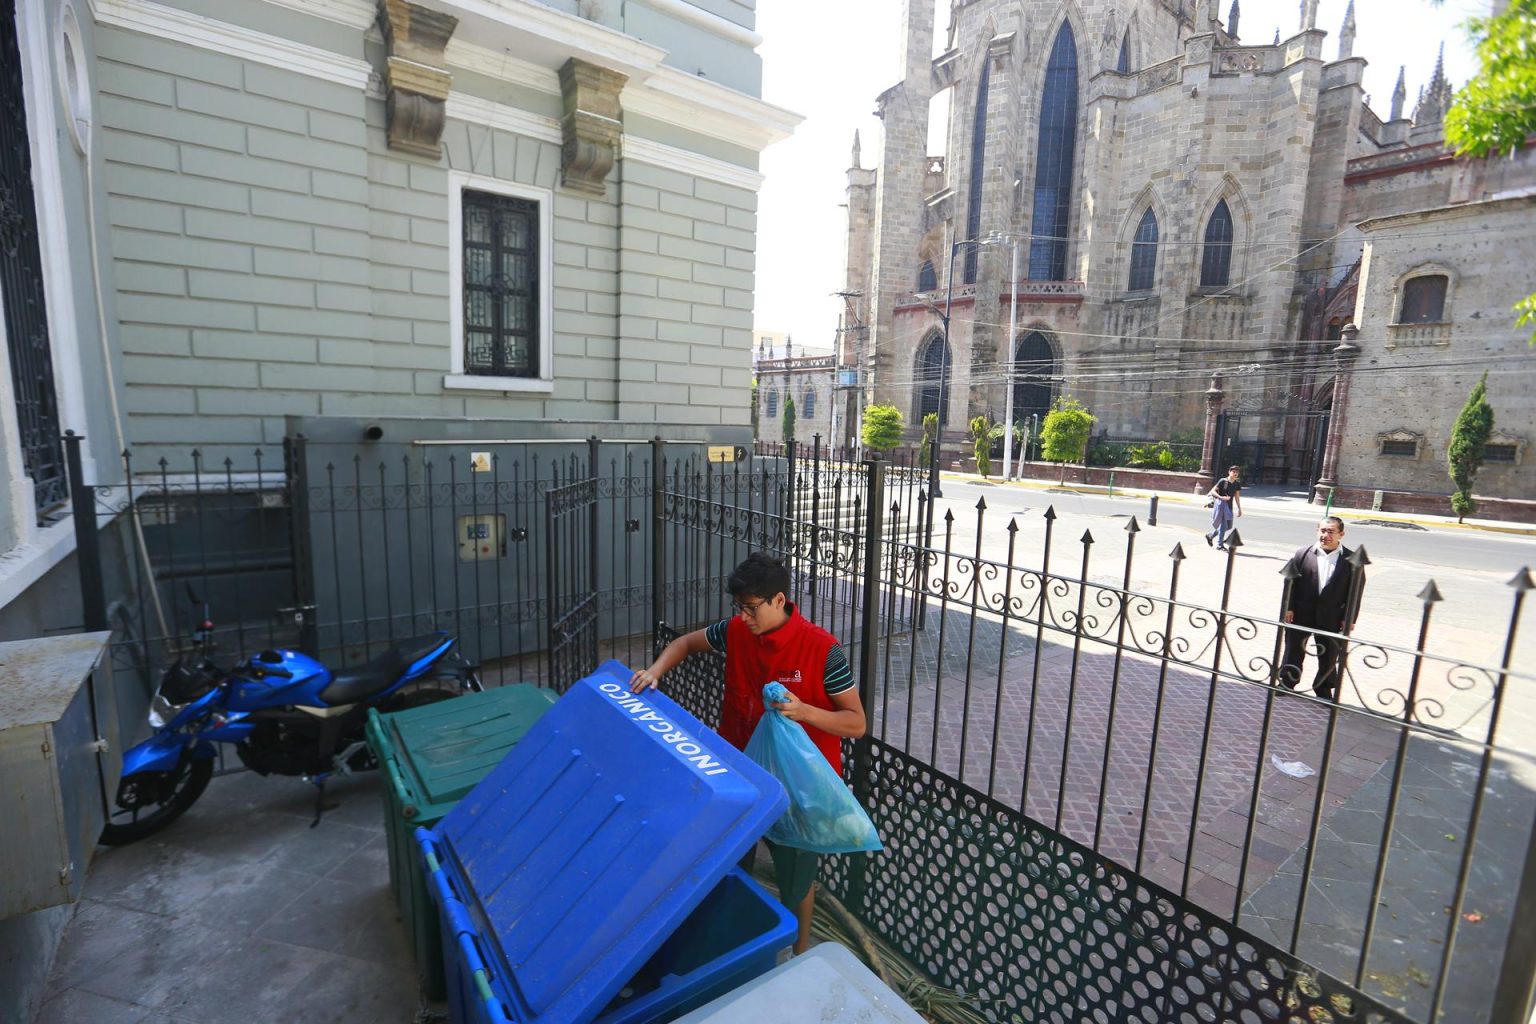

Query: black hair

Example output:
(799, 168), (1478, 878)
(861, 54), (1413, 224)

(727, 552), (790, 602)
(1321, 515), (1345, 533)
(1227, 465), (1241, 474)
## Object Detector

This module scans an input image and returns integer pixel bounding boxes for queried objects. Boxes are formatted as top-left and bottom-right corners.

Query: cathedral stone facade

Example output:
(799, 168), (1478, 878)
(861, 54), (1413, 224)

(836, 0), (1533, 503)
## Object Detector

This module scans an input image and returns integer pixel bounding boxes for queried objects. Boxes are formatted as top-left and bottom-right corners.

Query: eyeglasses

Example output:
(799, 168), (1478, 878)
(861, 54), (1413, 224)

(733, 599), (768, 618)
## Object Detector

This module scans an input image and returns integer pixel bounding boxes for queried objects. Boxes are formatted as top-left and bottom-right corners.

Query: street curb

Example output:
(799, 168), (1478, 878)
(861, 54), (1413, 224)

(935, 472), (1536, 538)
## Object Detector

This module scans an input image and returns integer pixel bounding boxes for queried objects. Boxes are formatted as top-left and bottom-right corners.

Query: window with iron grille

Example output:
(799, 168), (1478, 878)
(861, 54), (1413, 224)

(462, 189), (539, 378)
(1380, 439), (1418, 458)
(1028, 24), (1078, 281)
(803, 388), (815, 419)
(1128, 208), (1158, 291)
(1485, 443), (1517, 464)
(765, 389), (778, 419)
(1201, 199), (1233, 287)
(1397, 274), (1448, 323)
(917, 260), (937, 292)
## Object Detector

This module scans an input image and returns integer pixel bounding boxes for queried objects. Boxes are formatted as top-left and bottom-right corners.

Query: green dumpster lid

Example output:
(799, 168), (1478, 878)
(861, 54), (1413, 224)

(380, 684), (558, 819)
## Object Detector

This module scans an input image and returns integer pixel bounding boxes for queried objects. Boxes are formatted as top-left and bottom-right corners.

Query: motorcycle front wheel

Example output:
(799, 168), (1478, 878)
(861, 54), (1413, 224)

(99, 755), (214, 846)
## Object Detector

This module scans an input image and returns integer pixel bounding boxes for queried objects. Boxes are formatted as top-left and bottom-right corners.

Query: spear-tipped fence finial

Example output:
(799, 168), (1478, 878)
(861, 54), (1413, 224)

(1417, 580), (1444, 605)
(1125, 516), (1140, 534)
(1170, 542), (1186, 561)
(1507, 567), (1534, 592)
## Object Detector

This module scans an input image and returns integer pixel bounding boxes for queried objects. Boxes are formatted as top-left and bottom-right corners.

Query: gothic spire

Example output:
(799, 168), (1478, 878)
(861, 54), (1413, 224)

(1227, 0), (1240, 39)
(1390, 66), (1407, 120)
(1338, 0), (1356, 59)
(851, 130), (861, 170)
(1301, 0), (1318, 32)
(1414, 43), (1452, 124)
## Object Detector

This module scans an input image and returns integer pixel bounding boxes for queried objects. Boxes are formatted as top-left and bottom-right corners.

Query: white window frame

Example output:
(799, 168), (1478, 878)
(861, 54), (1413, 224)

(444, 170), (554, 394)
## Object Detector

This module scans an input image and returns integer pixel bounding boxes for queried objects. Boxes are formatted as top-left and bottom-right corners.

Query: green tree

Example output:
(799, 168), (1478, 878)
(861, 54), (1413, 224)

(918, 412), (938, 468)
(1440, 0), (1536, 342)
(782, 395), (796, 447)
(1447, 372), (1495, 521)
(969, 415), (1003, 478)
(861, 404), (904, 453)
(1040, 396), (1095, 472)
(750, 378), (759, 436)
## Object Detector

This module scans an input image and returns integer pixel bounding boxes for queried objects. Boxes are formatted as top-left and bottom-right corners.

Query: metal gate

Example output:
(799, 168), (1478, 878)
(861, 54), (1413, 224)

(0, 0), (66, 516)
(545, 451), (599, 693)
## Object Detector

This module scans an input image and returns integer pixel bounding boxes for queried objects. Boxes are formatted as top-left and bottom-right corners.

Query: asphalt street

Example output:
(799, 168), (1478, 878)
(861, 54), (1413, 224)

(931, 478), (1535, 577)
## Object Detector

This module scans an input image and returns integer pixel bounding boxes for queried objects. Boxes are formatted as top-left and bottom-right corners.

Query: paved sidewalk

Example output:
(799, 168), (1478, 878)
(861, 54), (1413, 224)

(948, 471), (1536, 536)
(34, 769), (430, 1024)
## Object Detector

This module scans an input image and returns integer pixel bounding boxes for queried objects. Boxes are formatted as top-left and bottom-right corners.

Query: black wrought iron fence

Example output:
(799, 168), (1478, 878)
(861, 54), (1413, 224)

(70, 435), (1536, 1024)
(652, 457), (1536, 1024)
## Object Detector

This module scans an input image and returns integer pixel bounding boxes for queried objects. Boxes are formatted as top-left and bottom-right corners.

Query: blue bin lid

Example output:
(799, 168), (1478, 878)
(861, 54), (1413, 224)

(432, 659), (788, 1024)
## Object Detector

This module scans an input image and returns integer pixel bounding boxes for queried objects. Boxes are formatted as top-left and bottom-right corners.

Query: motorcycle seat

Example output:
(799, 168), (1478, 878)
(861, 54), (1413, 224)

(320, 633), (453, 706)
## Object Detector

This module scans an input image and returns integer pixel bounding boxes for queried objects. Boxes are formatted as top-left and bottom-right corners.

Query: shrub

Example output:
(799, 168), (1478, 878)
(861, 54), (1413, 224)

(1447, 372), (1494, 521)
(918, 412), (938, 468)
(862, 404), (904, 452)
(1040, 397), (1095, 464)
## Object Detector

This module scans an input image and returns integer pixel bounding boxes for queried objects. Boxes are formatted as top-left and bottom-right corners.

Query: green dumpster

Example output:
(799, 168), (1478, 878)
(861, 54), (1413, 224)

(365, 683), (559, 1000)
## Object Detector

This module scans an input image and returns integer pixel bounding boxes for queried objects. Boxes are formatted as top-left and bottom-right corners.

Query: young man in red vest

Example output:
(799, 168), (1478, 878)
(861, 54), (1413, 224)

(631, 552), (866, 954)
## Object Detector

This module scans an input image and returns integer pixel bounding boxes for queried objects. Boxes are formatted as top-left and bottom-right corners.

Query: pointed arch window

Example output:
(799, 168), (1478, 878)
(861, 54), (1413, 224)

(765, 389), (778, 419)
(917, 334), (951, 425)
(803, 388), (815, 419)
(1128, 208), (1158, 291)
(1201, 198), (1234, 287)
(1117, 32), (1132, 74)
(964, 58), (991, 284)
(1029, 24), (1079, 281)
(1012, 331), (1057, 429)
(917, 259), (937, 292)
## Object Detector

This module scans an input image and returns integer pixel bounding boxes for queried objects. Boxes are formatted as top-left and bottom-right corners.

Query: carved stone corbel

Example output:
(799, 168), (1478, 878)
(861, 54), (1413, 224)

(378, 0), (457, 159)
(558, 58), (627, 196)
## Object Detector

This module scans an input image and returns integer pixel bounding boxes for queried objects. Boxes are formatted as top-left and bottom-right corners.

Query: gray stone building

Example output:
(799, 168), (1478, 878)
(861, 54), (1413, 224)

(753, 333), (839, 449)
(837, 0), (1535, 505)
(1319, 143), (1536, 514)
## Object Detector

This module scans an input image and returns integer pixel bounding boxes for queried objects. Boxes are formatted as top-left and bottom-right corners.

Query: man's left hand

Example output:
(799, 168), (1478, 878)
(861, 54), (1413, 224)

(773, 690), (808, 722)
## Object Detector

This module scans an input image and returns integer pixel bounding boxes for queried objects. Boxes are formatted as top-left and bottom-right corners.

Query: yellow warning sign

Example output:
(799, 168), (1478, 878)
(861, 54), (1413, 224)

(708, 445), (749, 463)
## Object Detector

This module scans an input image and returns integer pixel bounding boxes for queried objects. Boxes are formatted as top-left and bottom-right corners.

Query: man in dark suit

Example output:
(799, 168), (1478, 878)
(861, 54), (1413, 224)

(1278, 516), (1365, 701)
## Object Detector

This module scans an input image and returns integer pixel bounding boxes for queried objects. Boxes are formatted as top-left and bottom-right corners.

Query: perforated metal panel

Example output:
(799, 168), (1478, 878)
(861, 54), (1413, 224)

(822, 739), (1413, 1024)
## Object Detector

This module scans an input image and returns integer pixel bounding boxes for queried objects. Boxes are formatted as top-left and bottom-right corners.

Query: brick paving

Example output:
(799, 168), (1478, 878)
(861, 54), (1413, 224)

(873, 606), (1402, 918)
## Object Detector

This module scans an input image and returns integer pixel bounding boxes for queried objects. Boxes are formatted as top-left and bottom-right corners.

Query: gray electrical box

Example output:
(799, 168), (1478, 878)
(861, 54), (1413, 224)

(0, 632), (119, 919)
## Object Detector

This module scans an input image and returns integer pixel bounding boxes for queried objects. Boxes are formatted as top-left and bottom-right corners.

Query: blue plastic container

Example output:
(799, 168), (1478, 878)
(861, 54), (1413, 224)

(417, 660), (793, 1024)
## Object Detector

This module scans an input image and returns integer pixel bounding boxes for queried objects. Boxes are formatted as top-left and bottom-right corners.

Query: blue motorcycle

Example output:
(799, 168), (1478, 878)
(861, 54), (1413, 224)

(101, 593), (481, 845)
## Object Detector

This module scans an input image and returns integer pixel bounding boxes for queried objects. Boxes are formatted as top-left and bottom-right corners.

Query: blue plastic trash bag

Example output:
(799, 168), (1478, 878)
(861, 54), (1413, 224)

(742, 682), (882, 854)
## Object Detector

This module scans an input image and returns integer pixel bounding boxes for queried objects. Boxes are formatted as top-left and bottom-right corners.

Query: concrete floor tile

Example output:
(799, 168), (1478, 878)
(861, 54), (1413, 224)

(254, 874), (412, 966)
(284, 951), (426, 1024)
(153, 937), (332, 1024)
(33, 987), (152, 1024)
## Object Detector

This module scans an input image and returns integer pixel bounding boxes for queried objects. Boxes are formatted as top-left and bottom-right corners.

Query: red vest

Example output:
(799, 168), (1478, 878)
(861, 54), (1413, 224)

(720, 604), (844, 775)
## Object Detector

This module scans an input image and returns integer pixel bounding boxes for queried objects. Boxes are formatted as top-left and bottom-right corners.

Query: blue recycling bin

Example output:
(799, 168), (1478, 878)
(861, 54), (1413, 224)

(416, 660), (795, 1024)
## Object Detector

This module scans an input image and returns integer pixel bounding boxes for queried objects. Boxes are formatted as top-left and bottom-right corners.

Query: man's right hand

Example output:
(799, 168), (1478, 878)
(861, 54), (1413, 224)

(1283, 611), (1294, 624)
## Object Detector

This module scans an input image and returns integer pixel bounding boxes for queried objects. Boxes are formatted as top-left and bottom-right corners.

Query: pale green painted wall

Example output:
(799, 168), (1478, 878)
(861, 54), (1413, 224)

(96, 22), (759, 461)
